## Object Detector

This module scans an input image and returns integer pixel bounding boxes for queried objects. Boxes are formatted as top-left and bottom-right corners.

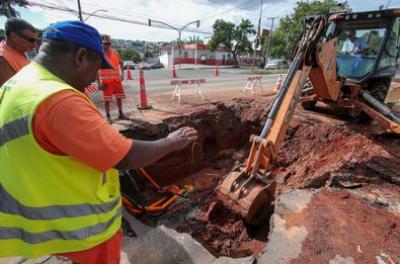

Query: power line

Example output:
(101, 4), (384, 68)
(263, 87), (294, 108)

(198, 0), (257, 20)
(28, 1), (212, 35)
(59, 0), (194, 25)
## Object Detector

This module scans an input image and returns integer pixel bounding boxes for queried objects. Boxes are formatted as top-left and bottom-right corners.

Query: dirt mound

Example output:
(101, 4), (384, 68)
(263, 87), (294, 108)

(273, 112), (400, 193)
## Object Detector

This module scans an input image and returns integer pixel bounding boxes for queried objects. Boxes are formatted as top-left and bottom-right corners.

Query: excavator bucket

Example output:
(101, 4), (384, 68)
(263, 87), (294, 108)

(218, 167), (276, 225)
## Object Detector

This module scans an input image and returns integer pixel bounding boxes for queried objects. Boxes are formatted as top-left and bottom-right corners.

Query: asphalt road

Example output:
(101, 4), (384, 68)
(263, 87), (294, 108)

(87, 68), (285, 111)
(93, 68), (282, 98)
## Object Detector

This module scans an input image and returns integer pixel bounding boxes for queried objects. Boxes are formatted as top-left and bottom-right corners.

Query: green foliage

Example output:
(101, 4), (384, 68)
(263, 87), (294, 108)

(119, 49), (141, 63)
(183, 35), (204, 44)
(262, 0), (338, 59)
(208, 18), (255, 62)
(208, 19), (235, 51)
(144, 51), (153, 59)
(0, 0), (29, 18)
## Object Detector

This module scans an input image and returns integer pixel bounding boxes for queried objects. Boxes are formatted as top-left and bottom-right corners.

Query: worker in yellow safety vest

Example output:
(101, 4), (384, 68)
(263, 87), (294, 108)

(0, 20), (197, 263)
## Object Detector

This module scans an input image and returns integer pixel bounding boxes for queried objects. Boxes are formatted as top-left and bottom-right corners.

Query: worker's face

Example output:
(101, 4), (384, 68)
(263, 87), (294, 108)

(103, 43), (111, 52)
(74, 47), (102, 90)
(12, 29), (38, 53)
(346, 32), (356, 41)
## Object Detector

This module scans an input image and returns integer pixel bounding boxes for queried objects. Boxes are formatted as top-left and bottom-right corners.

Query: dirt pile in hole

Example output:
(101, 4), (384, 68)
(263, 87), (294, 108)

(122, 96), (400, 260)
(273, 111), (400, 193)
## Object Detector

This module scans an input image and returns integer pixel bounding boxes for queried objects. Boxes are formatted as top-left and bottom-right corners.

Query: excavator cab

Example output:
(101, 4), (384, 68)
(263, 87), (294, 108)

(218, 9), (400, 226)
(325, 9), (400, 101)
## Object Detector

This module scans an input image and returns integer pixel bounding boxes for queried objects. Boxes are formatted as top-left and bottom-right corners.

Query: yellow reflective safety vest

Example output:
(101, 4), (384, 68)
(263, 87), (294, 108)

(0, 62), (121, 258)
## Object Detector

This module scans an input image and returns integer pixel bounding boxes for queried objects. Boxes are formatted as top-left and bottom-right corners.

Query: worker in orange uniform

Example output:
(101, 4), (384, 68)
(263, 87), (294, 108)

(0, 18), (37, 86)
(0, 20), (198, 263)
(98, 34), (127, 121)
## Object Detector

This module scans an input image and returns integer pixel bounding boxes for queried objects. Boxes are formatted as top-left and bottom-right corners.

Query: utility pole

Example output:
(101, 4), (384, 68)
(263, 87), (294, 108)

(251, 0), (264, 71)
(265, 16), (278, 66)
(148, 19), (200, 69)
(77, 0), (83, 21)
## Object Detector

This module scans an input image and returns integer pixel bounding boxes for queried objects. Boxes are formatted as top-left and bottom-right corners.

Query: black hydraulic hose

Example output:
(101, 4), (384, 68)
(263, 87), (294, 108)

(260, 53), (302, 137)
(360, 90), (400, 124)
(259, 16), (324, 138)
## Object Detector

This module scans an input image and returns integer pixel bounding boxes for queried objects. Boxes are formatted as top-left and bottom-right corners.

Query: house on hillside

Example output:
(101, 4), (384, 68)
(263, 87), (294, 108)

(159, 43), (235, 68)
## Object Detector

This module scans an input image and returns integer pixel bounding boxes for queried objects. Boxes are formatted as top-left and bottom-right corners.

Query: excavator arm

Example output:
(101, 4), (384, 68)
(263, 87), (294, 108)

(218, 16), (328, 225)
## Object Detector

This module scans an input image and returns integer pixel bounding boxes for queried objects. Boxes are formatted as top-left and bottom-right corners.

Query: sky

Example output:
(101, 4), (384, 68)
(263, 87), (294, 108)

(1, 0), (400, 42)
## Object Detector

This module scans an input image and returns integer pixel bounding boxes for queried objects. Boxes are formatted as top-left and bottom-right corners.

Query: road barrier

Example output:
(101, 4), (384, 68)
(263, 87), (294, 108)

(243, 75), (263, 94)
(83, 84), (98, 97)
(170, 79), (206, 103)
(138, 70), (151, 109)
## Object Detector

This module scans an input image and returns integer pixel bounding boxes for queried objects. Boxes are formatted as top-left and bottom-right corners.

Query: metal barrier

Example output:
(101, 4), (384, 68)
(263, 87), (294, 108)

(170, 79), (206, 103)
(243, 75), (263, 94)
(84, 84), (99, 96)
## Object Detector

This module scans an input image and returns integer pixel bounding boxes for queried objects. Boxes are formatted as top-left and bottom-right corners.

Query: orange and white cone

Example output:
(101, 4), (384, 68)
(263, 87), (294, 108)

(215, 63), (219, 77)
(172, 64), (178, 78)
(138, 70), (151, 109)
(126, 68), (133, 80)
(273, 75), (282, 93)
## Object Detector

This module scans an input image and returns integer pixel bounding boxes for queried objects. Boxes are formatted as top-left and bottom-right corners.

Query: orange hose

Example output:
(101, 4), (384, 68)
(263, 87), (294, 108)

(122, 168), (188, 216)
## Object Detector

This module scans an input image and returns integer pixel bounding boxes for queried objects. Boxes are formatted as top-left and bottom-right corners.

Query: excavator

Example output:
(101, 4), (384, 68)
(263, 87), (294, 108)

(218, 8), (400, 225)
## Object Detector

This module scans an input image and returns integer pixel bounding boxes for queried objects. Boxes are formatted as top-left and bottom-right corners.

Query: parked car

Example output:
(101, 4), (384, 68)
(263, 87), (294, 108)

(264, 59), (288, 70)
(150, 63), (165, 69)
(137, 62), (151, 70)
(123, 60), (136, 70)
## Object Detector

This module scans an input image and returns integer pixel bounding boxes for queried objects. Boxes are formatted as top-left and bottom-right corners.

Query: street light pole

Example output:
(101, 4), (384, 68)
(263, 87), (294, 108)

(76, 0), (83, 21)
(148, 19), (200, 69)
(251, 0), (264, 71)
(265, 16), (278, 66)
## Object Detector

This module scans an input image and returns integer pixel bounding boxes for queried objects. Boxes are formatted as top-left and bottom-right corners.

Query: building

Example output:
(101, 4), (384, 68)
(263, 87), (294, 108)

(159, 43), (235, 68)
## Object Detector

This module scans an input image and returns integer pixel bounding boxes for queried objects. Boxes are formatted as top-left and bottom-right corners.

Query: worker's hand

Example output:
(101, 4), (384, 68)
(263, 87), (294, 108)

(167, 126), (198, 151)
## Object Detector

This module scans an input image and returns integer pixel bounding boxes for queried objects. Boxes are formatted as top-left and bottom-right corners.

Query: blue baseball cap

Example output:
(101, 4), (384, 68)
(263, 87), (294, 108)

(43, 21), (113, 69)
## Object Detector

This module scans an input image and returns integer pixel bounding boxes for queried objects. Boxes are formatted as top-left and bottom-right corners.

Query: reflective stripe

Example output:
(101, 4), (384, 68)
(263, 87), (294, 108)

(0, 208), (121, 244)
(0, 183), (120, 220)
(0, 115), (30, 147)
(99, 69), (120, 82)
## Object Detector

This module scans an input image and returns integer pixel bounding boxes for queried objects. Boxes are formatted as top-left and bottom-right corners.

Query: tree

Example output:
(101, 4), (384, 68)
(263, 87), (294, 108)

(184, 35), (204, 44)
(208, 18), (255, 63)
(262, 0), (338, 59)
(0, 0), (30, 18)
(119, 49), (141, 63)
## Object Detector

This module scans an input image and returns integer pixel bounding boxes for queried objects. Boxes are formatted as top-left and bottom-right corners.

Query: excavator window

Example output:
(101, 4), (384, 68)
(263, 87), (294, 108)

(335, 18), (393, 80)
(378, 17), (400, 69)
(337, 27), (385, 79)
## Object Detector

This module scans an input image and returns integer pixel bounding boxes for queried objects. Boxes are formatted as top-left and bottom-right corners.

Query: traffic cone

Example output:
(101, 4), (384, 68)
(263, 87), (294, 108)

(273, 75), (282, 93)
(215, 63), (219, 77)
(172, 64), (178, 78)
(138, 70), (151, 109)
(126, 68), (133, 80)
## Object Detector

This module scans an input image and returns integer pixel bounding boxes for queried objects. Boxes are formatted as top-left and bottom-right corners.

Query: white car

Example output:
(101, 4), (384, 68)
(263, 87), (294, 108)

(123, 61), (136, 70)
(265, 59), (288, 70)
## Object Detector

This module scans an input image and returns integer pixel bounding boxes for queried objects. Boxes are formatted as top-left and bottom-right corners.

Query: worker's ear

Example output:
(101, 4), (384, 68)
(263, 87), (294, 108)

(9, 32), (19, 42)
(74, 47), (89, 68)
